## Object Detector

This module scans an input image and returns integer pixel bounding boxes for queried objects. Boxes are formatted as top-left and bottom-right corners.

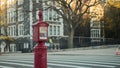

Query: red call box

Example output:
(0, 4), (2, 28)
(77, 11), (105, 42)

(32, 21), (49, 42)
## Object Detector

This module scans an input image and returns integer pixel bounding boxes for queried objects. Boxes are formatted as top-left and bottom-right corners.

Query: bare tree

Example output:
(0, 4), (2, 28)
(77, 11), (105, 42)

(44, 0), (102, 48)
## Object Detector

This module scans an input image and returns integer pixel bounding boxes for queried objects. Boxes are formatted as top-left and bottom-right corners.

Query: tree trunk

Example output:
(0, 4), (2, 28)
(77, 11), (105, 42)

(68, 29), (74, 48)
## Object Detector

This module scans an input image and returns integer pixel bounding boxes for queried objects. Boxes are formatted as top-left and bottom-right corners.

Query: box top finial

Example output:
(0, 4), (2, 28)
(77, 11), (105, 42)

(38, 10), (43, 21)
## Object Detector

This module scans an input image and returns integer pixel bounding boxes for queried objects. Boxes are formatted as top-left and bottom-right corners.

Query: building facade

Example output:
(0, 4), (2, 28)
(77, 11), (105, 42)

(2, 0), (107, 53)
(90, 1), (105, 45)
(0, 0), (7, 53)
(6, 0), (64, 53)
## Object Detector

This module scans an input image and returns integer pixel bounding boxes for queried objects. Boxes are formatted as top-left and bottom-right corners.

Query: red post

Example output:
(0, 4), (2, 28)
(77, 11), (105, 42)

(33, 10), (49, 68)
(34, 41), (47, 68)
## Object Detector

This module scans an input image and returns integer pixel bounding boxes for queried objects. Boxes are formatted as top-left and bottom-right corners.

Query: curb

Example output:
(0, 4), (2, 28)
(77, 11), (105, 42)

(48, 53), (116, 56)
(61, 45), (119, 51)
(1, 45), (119, 56)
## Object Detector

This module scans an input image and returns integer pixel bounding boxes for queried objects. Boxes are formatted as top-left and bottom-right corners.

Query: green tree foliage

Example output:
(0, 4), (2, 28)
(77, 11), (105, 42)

(104, 5), (120, 39)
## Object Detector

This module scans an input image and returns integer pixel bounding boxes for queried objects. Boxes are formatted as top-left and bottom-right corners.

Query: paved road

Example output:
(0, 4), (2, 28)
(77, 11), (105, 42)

(0, 53), (120, 68)
(48, 48), (118, 56)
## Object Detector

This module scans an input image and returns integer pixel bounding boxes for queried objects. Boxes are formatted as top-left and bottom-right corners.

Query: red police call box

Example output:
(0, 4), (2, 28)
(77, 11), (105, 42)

(33, 11), (48, 68)
(32, 21), (49, 42)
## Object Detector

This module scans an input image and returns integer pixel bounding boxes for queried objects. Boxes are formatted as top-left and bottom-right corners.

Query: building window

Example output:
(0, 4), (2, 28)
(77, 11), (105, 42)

(53, 11), (57, 21)
(7, 27), (10, 36)
(7, 25), (16, 36)
(49, 25), (52, 35)
(18, 24), (24, 36)
(18, 8), (23, 21)
(43, 1), (61, 22)
(56, 14), (60, 21)
(57, 26), (60, 35)
(11, 12), (14, 22)
(8, 10), (16, 23)
(36, 11), (39, 20)
(10, 12), (11, 23)
(36, 0), (39, 3)
(14, 11), (16, 22)
(13, 26), (16, 36)
(8, 12), (10, 23)
(54, 26), (56, 35)
(10, 27), (13, 36)
(91, 29), (100, 38)
(43, 10), (48, 21)
(49, 9), (52, 20)
(49, 25), (62, 36)
(18, 0), (23, 5)
(24, 43), (29, 48)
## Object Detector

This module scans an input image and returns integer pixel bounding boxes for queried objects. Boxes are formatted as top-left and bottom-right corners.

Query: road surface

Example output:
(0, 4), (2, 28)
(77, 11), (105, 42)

(0, 53), (120, 68)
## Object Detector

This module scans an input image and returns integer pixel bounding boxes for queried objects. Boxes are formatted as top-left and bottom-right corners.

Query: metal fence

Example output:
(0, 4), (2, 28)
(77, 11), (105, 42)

(59, 37), (120, 49)
(1, 36), (120, 53)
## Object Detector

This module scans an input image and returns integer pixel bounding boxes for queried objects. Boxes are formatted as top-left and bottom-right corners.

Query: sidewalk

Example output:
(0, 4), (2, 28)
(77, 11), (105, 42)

(1, 47), (119, 56)
(48, 47), (118, 56)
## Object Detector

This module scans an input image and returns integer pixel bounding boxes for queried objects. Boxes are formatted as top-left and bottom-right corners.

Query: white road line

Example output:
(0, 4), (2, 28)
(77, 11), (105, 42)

(79, 60), (120, 66)
(2, 60), (33, 63)
(48, 63), (91, 68)
(3, 60), (34, 63)
(0, 60), (90, 68)
(80, 60), (120, 63)
(48, 67), (52, 68)
(0, 62), (33, 67)
(1, 59), (116, 68)
(50, 59), (120, 66)
(0, 65), (14, 68)
(49, 61), (116, 68)
(5, 59), (120, 66)
(0, 61), (53, 68)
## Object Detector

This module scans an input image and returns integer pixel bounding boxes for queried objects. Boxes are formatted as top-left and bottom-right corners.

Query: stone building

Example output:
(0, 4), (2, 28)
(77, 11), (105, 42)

(6, 0), (64, 53)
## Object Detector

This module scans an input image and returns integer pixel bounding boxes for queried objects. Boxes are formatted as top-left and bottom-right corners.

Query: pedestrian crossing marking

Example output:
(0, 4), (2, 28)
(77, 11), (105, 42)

(0, 60), (53, 68)
(2, 59), (33, 64)
(0, 60), (90, 68)
(79, 59), (120, 63)
(48, 61), (116, 68)
(0, 65), (14, 68)
(1, 54), (120, 68)
(0, 62), (33, 67)
(49, 59), (120, 66)
(4, 59), (120, 66)
(1, 59), (117, 68)
(48, 63), (91, 68)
